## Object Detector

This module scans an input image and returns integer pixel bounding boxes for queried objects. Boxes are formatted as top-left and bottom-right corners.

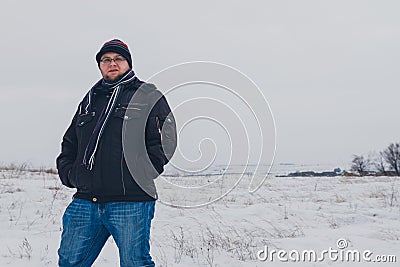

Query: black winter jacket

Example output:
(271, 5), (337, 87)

(56, 77), (177, 203)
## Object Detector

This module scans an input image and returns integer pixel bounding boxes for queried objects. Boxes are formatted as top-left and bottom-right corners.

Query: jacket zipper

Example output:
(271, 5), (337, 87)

(121, 116), (127, 196)
(120, 153), (126, 196)
(121, 106), (141, 110)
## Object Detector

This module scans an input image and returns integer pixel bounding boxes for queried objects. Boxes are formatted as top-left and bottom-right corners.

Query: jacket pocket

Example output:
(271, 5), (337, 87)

(67, 161), (79, 188)
(72, 163), (92, 192)
(146, 144), (165, 175)
(76, 112), (95, 127)
(114, 103), (148, 120)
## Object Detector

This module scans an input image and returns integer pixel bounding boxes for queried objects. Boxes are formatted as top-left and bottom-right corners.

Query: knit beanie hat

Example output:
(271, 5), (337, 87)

(96, 39), (132, 68)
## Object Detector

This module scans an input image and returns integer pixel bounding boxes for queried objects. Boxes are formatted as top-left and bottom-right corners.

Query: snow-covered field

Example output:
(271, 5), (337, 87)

(0, 166), (399, 266)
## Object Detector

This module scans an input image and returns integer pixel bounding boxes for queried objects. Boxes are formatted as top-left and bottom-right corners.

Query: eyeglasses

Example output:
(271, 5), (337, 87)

(100, 57), (126, 65)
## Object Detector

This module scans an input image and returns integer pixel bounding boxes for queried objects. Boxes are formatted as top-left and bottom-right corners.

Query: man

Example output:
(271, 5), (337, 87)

(56, 39), (176, 267)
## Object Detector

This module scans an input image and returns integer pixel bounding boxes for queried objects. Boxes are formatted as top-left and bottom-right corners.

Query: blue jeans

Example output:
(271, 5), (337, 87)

(58, 198), (155, 267)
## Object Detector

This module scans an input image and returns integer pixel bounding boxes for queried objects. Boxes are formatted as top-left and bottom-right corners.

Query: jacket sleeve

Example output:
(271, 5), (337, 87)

(56, 107), (79, 188)
(154, 94), (177, 164)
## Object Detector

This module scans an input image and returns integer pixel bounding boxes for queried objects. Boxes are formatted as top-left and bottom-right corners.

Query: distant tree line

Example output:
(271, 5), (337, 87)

(351, 142), (400, 176)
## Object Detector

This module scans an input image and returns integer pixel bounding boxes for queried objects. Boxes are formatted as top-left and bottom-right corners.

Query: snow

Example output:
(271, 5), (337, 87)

(0, 166), (399, 266)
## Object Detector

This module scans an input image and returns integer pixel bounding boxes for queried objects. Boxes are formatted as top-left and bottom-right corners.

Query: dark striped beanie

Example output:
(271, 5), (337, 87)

(96, 39), (132, 68)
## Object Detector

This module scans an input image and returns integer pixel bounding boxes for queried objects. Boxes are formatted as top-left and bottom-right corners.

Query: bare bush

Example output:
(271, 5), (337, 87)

(0, 162), (30, 179)
(387, 184), (398, 207)
(7, 238), (33, 260)
(170, 227), (198, 264)
(0, 162), (57, 179)
(168, 222), (269, 266)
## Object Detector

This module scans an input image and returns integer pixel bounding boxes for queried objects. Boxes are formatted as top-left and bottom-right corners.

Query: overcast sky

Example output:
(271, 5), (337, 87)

(0, 0), (399, 168)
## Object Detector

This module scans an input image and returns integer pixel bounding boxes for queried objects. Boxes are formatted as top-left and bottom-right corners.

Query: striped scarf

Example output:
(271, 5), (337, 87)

(83, 70), (136, 170)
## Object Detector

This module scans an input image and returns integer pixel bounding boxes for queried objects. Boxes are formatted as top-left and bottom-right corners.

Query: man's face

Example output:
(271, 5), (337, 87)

(99, 52), (130, 81)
